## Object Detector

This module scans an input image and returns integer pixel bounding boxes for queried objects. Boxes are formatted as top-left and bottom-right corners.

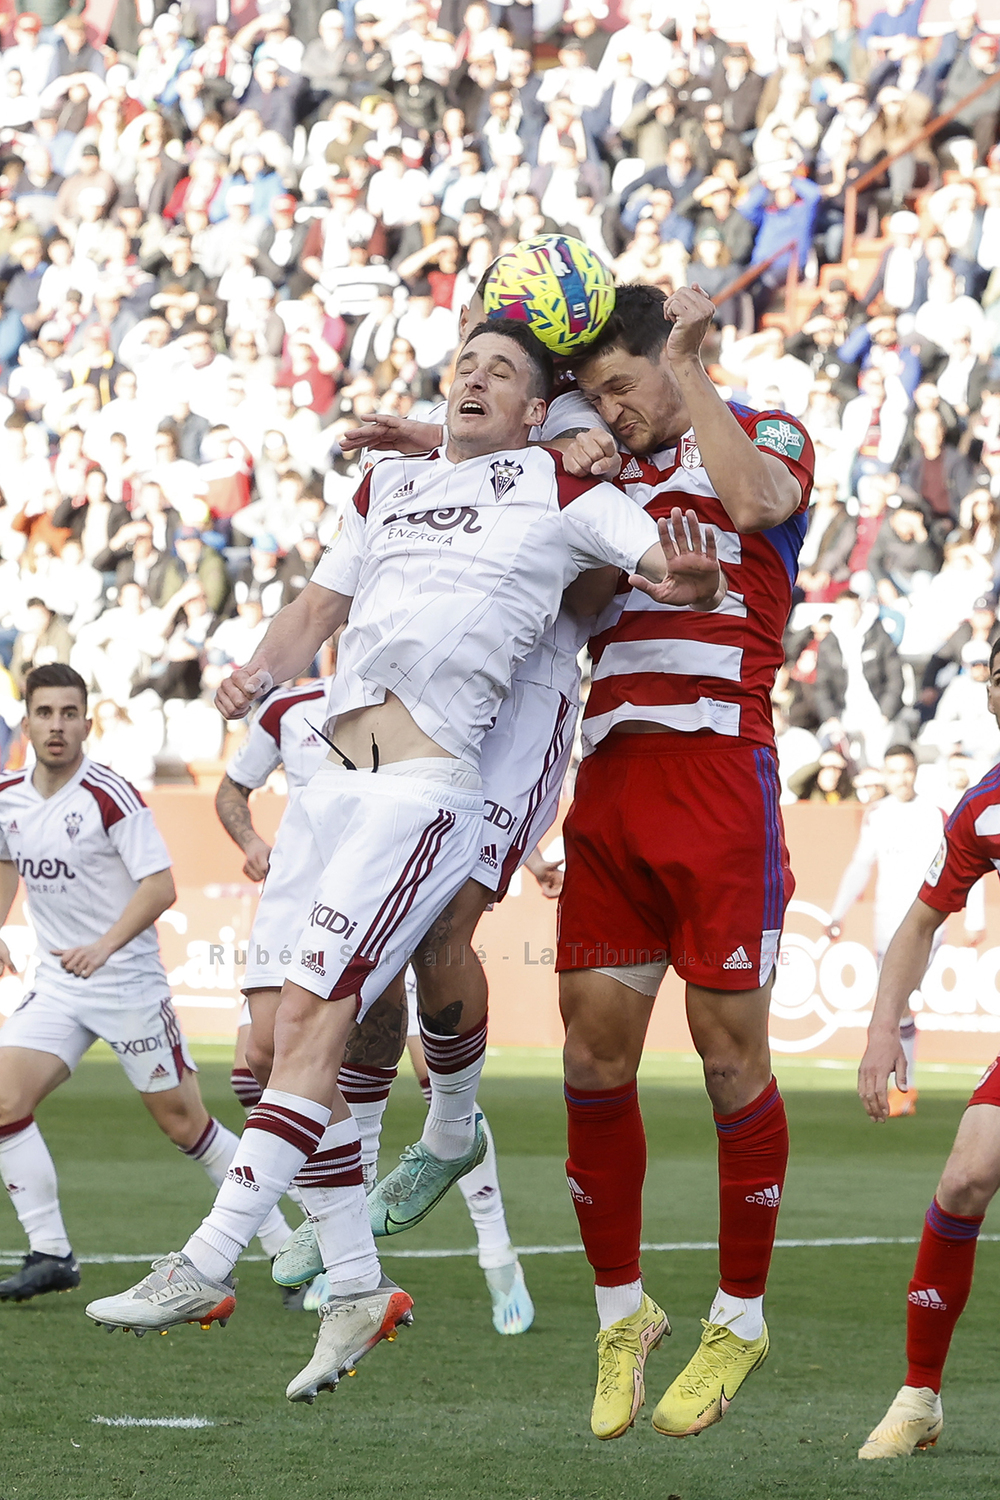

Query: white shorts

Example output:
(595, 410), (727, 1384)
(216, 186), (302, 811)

(244, 790), (314, 993)
(237, 999), (252, 1028)
(0, 979), (195, 1094)
(405, 967), (419, 1037)
(476, 679), (575, 895)
(281, 760), (483, 1017)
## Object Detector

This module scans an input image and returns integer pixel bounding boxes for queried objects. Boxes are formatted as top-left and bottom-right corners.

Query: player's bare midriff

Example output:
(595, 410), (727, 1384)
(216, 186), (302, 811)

(610, 721), (678, 735)
(324, 691), (454, 770)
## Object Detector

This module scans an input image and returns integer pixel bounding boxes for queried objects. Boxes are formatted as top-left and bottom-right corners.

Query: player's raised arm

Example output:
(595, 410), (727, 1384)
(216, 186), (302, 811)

(661, 286), (805, 534)
(339, 413), (444, 454)
(53, 867), (177, 980)
(215, 776), (272, 881)
(858, 899), (947, 1122)
(216, 582), (351, 720)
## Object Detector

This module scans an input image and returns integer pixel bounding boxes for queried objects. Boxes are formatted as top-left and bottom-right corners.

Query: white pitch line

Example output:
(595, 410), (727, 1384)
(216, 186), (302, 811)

(92, 1417), (214, 1429)
(4, 1235), (1000, 1267)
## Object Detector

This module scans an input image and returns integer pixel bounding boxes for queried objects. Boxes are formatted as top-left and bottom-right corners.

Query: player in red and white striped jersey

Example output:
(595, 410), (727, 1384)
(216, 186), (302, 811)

(554, 283), (816, 1441)
(0, 665), (292, 1305)
(857, 639), (1000, 1458)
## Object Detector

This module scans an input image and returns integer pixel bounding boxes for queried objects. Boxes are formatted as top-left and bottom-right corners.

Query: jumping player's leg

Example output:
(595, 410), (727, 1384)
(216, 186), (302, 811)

(0, 1045), (77, 1296)
(860, 1096), (1000, 1459)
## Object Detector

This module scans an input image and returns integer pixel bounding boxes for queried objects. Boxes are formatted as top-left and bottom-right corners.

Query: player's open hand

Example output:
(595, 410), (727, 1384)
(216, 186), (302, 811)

(0, 938), (17, 977)
(663, 284), (716, 363)
(858, 1031), (908, 1123)
(215, 666), (273, 721)
(53, 940), (111, 979)
(242, 836), (272, 883)
(561, 428), (621, 479)
(631, 510), (725, 611)
(340, 413), (444, 454)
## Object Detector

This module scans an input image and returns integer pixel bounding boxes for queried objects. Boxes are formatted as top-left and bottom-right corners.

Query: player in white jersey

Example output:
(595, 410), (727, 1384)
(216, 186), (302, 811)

(0, 665), (293, 1304)
(217, 676), (542, 1332)
(826, 744), (984, 1116)
(89, 320), (725, 1403)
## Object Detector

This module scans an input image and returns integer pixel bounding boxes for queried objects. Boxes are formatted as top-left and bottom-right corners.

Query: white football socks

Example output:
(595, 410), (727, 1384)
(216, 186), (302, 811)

(419, 1015), (487, 1161)
(184, 1089), (329, 1283)
(899, 1016), (917, 1087)
(596, 1279), (643, 1330)
(177, 1116), (292, 1259)
(296, 1117), (381, 1295)
(709, 1287), (764, 1341)
(0, 1116), (71, 1257)
(456, 1115), (515, 1269)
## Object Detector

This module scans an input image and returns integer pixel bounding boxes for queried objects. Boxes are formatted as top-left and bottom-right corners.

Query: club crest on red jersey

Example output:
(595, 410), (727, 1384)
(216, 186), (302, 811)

(680, 434), (702, 469)
(490, 459), (523, 501)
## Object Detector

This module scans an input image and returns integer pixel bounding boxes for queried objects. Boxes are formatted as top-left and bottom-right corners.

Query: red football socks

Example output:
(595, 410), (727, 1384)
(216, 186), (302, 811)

(715, 1077), (788, 1298)
(905, 1197), (983, 1392)
(565, 1081), (645, 1286)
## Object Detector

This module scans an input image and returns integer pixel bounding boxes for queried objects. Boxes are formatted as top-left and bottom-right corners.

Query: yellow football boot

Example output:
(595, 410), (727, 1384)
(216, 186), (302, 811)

(590, 1293), (670, 1440)
(652, 1319), (769, 1437)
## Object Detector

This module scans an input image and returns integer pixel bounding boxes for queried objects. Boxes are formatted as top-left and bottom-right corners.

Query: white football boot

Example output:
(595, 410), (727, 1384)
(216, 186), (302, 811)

(285, 1274), (414, 1403)
(85, 1253), (236, 1336)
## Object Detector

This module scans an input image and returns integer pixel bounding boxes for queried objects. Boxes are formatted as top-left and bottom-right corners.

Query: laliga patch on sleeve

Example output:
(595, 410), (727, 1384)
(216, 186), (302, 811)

(753, 418), (805, 461)
(924, 837), (947, 887)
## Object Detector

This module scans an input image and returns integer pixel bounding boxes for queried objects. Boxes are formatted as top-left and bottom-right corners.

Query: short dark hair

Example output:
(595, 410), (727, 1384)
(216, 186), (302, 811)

(25, 663), (87, 711)
(571, 282), (672, 367)
(990, 636), (1000, 672)
(884, 743), (916, 765)
(461, 318), (554, 402)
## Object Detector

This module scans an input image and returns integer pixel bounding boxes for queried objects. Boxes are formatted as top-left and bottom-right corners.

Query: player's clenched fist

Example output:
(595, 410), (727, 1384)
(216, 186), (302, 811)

(663, 283), (716, 363)
(0, 938), (17, 977)
(562, 428), (621, 479)
(215, 667), (273, 720)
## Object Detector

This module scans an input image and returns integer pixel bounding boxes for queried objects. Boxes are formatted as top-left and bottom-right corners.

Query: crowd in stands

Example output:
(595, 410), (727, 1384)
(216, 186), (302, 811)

(1, 0), (1000, 801)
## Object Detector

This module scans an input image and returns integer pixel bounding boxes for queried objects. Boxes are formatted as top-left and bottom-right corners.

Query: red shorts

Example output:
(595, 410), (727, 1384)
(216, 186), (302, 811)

(556, 733), (794, 992)
(970, 1057), (1000, 1107)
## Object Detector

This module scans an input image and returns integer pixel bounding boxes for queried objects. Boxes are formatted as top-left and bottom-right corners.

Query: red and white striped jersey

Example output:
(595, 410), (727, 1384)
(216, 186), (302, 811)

(312, 444), (660, 764)
(582, 404), (815, 754)
(920, 760), (1000, 914)
(226, 678), (333, 795)
(0, 756), (171, 988)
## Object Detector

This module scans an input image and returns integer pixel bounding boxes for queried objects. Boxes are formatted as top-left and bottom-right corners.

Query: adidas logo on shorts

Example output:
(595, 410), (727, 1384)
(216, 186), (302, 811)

(745, 1184), (781, 1207)
(480, 843), (499, 870)
(302, 950), (326, 975)
(908, 1287), (947, 1310)
(149, 1064), (169, 1080)
(723, 946), (753, 971)
(227, 1165), (260, 1192)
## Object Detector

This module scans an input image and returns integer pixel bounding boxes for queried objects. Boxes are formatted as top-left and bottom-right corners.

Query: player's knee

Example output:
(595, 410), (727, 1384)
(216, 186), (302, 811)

(245, 1031), (274, 1087)
(563, 1027), (636, 1090)
(938, 1159), (998, 1217)
(700, 1048), (769, 1109)
(154, 1102), (204, 1147)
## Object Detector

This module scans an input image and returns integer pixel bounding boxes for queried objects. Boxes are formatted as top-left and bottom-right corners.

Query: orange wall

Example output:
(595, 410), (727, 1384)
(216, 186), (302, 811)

(3, 790), (999, 1065)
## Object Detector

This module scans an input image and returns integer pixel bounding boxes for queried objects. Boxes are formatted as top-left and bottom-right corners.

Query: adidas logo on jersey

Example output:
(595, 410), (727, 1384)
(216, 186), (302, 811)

(567, 1175), (593, 1205)
(6, 820), (17, 834)
(745, 1184), (781, 1207)
(480, 843), (499, 870)
(619, 456), (643, 482)
(908, 1287), (947, 1309)
(149, 1064), (169, 1080)
(227, 1165), (260, 1191)
(723, 946), (753, 971)
(391, 480), (416, 500)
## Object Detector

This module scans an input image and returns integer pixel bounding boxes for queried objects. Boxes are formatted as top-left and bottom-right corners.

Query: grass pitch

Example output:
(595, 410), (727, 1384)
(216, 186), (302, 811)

(1, 1048), (997, 1500)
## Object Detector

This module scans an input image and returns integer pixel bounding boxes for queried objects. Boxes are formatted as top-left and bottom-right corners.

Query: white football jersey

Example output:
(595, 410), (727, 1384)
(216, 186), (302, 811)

(226, 679), (333, 795)
(0, 757), (171, 990)
(830, 793), (946, 950)
(313, 445), (659, 764)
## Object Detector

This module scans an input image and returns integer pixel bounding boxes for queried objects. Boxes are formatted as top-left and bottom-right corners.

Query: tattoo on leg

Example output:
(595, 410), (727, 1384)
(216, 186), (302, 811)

(419, 999), (465, 1037)
(343, 988), (407, 1068)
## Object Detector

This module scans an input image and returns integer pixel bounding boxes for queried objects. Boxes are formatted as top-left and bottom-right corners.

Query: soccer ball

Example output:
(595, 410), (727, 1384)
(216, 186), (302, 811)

(482, 235), (615, 356)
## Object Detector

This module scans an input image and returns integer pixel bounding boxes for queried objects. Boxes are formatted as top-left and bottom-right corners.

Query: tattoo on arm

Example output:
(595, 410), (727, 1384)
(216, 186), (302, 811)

(215, 776), (257, 852)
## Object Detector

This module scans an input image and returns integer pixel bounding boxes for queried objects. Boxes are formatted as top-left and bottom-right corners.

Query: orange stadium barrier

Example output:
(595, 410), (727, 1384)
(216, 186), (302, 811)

(3, 789), (1000, 1065)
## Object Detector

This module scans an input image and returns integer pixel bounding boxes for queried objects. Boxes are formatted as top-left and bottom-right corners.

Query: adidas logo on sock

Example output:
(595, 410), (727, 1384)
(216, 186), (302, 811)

(723, 946), (754, 971)
(567, 1175), (593, 1205)
(227, 1164), (260, 1192)
(908, 1287), (947, 1309)
(745, 1184), (781, 1207)
(149, 1064), (169, 1080)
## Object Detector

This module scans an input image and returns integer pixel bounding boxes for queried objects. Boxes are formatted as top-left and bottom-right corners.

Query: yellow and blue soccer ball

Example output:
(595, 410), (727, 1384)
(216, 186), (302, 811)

(482, 235), (615, 356)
